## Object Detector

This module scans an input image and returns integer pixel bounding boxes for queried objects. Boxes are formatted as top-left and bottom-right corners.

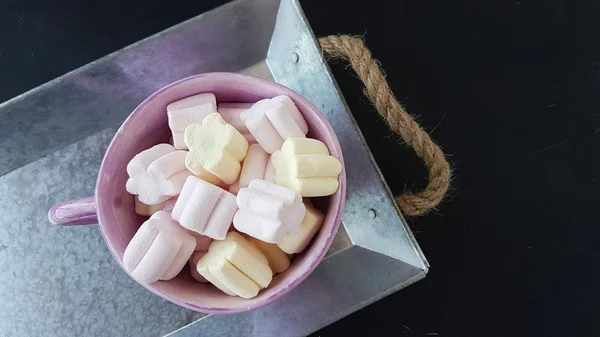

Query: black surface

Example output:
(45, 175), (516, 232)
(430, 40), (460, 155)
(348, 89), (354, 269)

(1, 0), (599, 336)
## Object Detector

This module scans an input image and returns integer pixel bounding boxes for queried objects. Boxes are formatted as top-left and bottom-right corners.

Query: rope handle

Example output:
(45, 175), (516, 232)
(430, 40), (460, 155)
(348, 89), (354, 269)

(319, 35), (451, 216)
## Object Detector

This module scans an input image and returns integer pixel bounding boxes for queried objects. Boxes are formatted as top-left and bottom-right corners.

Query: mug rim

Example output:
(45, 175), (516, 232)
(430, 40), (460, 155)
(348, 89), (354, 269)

(95, 72), (346, 313)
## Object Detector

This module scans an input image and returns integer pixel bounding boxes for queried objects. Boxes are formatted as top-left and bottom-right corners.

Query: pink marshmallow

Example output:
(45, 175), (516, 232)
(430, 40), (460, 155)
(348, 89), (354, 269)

(171, 132), (186, 151)
(134, 196), (180, 216)
(264, 159), (276, 183)
(243, 133), (256, 145)
(218, 103), (256, 145)
(240, 96), (308, 153)
(229, 180), (241, 195)
(126, 144), (192, 205)
(219, 103), (254, 109)
(168, 93), (217, 149)
(163, 197), (177, 213)
(189, 251), (208, 283)
(218, 103), (253, 134)
(123, 211), (196, 283)
(265, 103), (305, 140)
(192, 233), (214, 252)
(168, 93), (217, 111)
(239, 144), (274, 188)
(271, 95), (308, 134)
(233, 179), (306, 243)
(171, 176), (238, 240)
(228, 144), (274, 195)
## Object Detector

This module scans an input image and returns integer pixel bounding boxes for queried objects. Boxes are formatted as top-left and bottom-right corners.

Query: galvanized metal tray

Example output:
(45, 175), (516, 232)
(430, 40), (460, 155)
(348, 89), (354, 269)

(0, 0), (428, 336)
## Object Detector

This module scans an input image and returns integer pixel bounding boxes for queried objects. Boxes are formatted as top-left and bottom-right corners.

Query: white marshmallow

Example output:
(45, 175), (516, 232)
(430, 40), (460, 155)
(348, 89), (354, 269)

(240, 95), (308, 154)
(126, 144), (192, 205)
(123, 211), (196, 283)
(171, 176), (238, 240)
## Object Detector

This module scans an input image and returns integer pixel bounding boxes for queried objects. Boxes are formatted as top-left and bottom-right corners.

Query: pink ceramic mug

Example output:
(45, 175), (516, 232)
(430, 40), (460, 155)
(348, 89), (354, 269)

(48, 73), (346, 313)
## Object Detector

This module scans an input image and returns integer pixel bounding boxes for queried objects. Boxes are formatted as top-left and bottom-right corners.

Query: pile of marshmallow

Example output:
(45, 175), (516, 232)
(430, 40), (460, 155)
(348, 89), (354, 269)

(123, 93), (342, 299)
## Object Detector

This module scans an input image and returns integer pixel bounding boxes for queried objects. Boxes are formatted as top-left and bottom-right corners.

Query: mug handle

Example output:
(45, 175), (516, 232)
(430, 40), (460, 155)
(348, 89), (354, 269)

(48, 196), (98, 226)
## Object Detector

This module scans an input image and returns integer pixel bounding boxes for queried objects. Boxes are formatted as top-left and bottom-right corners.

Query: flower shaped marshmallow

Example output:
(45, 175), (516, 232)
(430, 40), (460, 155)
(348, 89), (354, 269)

(184, 113), (249, 185)
(126, 144), (192, 205)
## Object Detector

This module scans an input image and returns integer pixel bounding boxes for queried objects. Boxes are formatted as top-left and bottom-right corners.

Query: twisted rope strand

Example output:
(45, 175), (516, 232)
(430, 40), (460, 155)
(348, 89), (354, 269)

(319, 35), (451, 216)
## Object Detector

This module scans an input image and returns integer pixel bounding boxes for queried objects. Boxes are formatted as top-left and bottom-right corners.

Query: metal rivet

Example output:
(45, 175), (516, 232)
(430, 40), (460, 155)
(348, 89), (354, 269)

(292, 52), (299, 63)
(367, 208), (377, 219)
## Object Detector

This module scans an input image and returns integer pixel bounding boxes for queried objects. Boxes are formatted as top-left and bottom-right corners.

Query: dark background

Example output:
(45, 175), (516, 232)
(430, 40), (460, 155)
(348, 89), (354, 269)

(1, 0), (599, 336)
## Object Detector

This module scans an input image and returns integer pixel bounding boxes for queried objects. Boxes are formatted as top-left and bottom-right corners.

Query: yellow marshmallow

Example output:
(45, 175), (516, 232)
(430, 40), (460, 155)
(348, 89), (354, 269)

(196, 260), (236, 296)
(210, 232), (269, 268)
(278, 203), (325, 254)
(245, 236), (290, 274)
(272, 138), (342, 197)
(280, 137), (330, 155)
(196, 232), (272, 298)
(184, 113), (249, 185)
(209, 259), (261, 299)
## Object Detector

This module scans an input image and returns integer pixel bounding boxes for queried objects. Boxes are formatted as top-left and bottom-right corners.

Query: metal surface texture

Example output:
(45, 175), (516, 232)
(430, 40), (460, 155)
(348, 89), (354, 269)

(0, 0), (427, 336)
